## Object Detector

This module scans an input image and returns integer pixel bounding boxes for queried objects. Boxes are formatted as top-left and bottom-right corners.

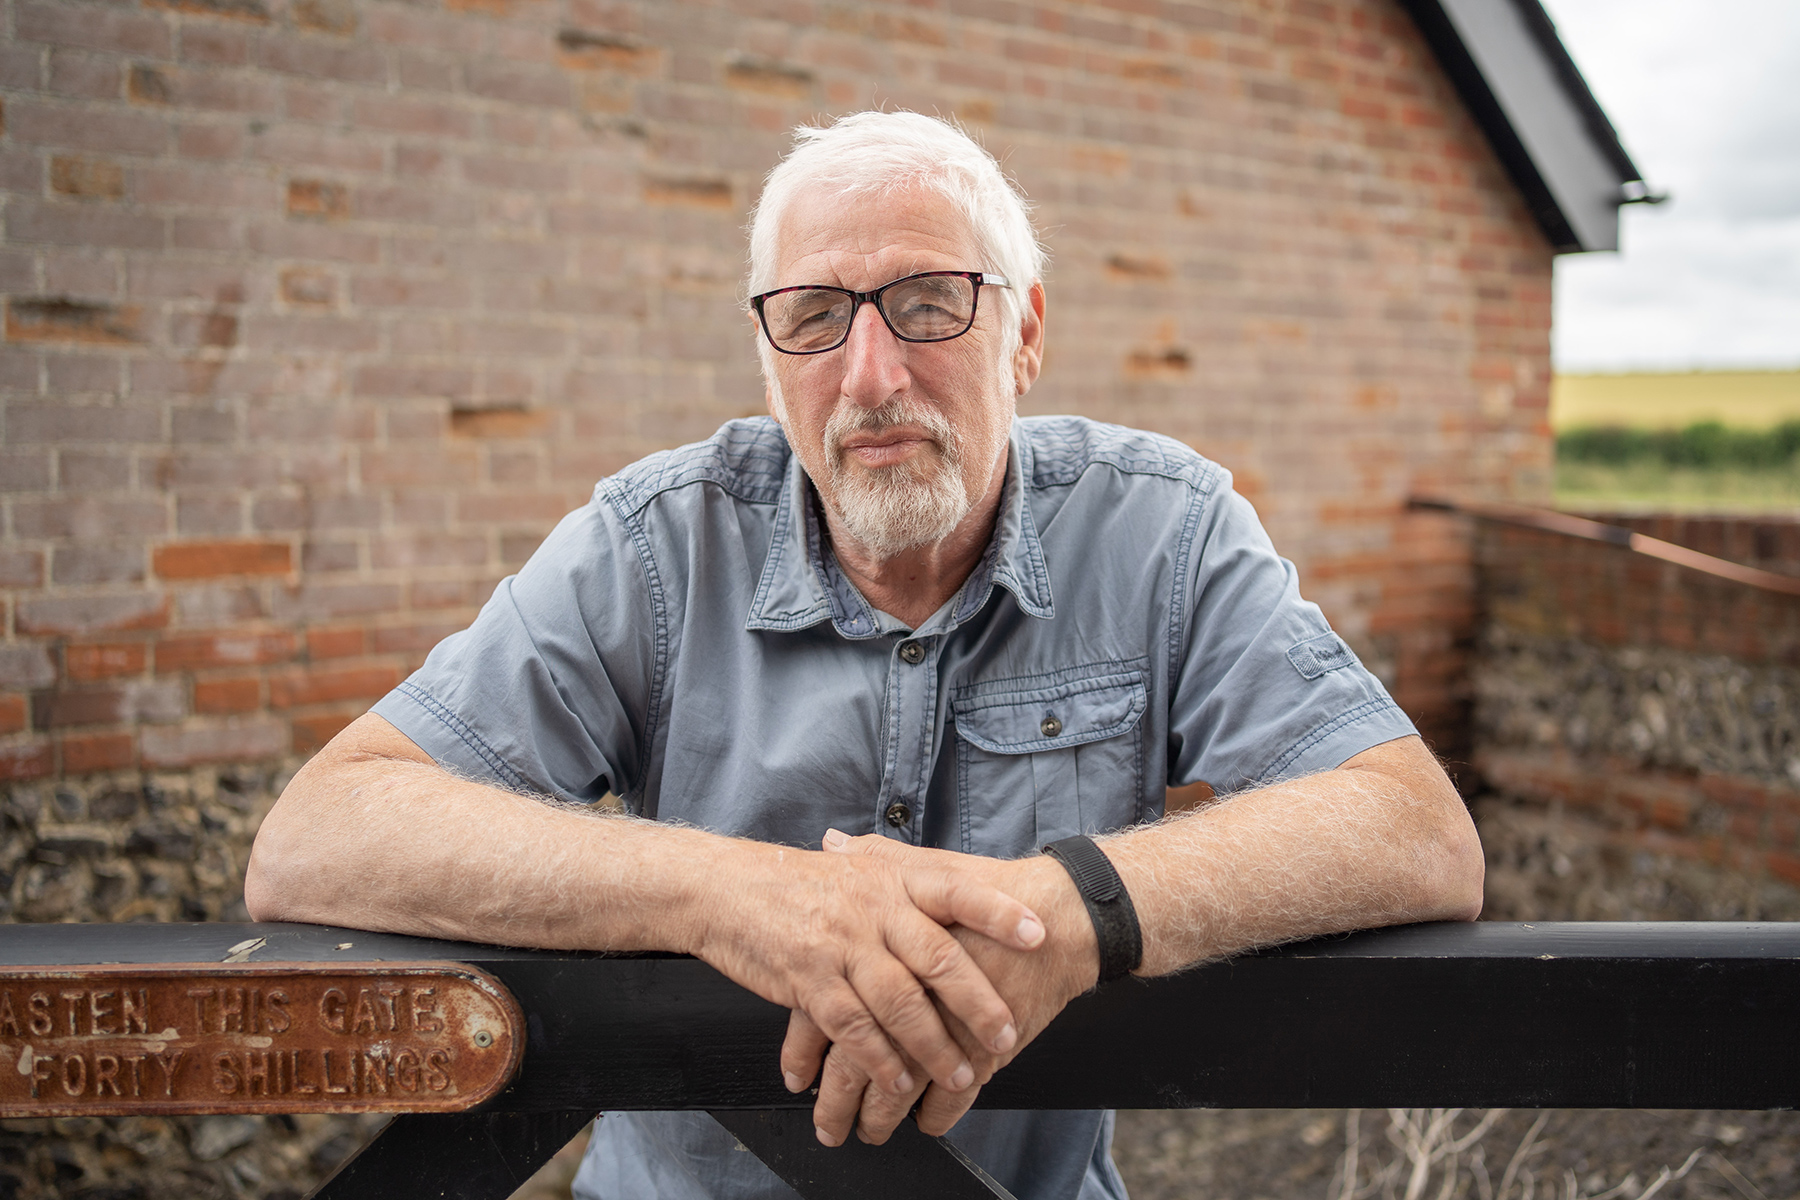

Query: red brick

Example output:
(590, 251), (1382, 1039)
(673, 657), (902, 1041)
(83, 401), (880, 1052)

(0, 454), (53, 491)
(269, 583), (402, 621)
(0, 695), (26, 736)
(0, 550), (45, 588)
(181, 23), (253, 65)
(288, 178), (348, 218)
(153, 538), (292, 580)
(141, 719), (286, 766)
(155, 630), (296, 671)
(353, 365), (474, 400)
(268, 664), (400, 709)
(5, 199), (165, 250)
(6, 298), (144, 344)
(52, 543), (146, 586)
(307, 627), (367, 659)
(0, 646), (58, 691)
(279, 267), (338, 306)
(14, 497), (167, 540)
(48, 49), (125, 101)
(465, 60), (573, 108)
(371, 532), (488, 570)
(195, 675), (261, 714)
(360, 446), (480, 486)
(65, 643), (149, 682)
(61, 731), (136, 774)
(15, 1), (173, 58)
(34, 680), (184, 728)
(292, 709), (357, 753)
(293, 0), (358, 35)
(365, 626), (460, 651)
(257, 35), (385, 83)
(17, 593), (171, 637)
(0, 741), (55, 782)
(50, 155), (126, 199)
(1768, 851), (1800, 891)
(352, 94), (475, 138)
(7, 99), (170, 157)
(456, 492), (571, 523)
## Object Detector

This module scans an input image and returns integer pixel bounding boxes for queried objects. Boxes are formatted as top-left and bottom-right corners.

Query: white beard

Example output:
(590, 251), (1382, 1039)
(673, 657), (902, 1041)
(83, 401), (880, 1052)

(821, 397), (972, 557)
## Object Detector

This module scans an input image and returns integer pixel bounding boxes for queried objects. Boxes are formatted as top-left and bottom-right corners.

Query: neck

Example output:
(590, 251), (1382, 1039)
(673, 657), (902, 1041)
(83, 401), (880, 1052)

(821, 452), (1009, 630)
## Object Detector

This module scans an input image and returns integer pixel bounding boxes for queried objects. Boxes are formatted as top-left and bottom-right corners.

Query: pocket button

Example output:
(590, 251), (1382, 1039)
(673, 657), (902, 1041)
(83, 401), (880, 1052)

(1040, 715), (1063, 738)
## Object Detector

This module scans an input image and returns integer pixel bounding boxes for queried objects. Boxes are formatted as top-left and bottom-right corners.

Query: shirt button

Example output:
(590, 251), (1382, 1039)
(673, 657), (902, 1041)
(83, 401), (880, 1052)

(884, 802), (912, 827)
(898, 640), (925, 664)
(1040, 716), (1063, 738)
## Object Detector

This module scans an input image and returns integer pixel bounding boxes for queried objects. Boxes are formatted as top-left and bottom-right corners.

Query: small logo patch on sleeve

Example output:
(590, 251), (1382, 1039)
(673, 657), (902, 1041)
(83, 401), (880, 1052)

(1287, 631), (1356, 680)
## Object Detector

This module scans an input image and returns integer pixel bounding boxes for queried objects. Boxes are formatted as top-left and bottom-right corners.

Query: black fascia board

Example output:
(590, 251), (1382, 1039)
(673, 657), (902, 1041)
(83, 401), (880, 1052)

(1395, 0), (1645, 253)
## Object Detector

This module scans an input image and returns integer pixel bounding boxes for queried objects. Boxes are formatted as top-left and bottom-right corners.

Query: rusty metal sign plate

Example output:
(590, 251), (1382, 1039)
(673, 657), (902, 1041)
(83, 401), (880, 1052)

(0, 962), (523, 1117)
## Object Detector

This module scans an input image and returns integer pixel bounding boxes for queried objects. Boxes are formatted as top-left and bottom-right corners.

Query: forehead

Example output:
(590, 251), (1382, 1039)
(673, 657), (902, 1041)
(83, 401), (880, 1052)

(771, 185), (983, 291)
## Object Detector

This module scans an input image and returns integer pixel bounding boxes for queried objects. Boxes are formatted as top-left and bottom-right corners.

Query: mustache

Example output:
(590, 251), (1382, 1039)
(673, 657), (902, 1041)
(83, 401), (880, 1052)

(824, 399), (960, 466)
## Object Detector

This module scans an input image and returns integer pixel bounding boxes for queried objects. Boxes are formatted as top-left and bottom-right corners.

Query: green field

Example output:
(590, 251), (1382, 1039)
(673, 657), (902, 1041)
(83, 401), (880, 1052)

(1552, 370), (1800, 513)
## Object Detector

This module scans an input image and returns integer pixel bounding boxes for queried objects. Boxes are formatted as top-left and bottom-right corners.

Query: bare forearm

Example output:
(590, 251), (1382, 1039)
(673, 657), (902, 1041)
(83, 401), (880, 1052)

(245, 720), (723, 952)
(1104, 735), (1484, 976)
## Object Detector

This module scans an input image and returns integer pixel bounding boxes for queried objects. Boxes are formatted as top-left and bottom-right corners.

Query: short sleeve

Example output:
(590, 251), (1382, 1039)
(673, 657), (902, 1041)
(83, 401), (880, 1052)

(1167, 487), (1416, 793)
(370, 497), (657, 804)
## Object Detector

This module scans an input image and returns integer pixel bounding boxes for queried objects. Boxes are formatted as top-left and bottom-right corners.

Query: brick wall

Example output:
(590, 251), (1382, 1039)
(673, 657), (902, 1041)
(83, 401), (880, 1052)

(1470, 514), (1800, 895)
(1, 0), (1553, 790)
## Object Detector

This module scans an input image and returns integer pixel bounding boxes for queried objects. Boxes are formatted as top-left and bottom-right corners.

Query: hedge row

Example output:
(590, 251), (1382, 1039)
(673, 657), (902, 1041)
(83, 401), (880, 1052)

(1557, 421), (1800, 469)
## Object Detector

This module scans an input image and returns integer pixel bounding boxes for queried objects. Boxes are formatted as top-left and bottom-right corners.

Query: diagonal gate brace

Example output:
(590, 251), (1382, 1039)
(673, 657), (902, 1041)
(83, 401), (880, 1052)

(711, 1109), (1017, 1200)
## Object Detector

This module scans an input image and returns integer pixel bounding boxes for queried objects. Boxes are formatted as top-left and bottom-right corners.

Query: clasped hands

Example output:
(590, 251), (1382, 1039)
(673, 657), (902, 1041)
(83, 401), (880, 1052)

(692, 831), (1098, 1150)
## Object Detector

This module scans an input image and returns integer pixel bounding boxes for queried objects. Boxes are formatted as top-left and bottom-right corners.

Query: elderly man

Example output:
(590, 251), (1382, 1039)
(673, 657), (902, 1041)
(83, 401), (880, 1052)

(246, 111), (1483, 1199)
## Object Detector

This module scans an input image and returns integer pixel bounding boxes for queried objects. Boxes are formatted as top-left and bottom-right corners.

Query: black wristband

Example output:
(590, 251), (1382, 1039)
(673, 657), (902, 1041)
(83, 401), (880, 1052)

(1042, 835), (1142, 984)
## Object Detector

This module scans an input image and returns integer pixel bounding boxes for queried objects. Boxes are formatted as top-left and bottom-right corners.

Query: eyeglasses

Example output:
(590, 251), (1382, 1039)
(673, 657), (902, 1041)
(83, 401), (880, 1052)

(751, 270), (1008, 356)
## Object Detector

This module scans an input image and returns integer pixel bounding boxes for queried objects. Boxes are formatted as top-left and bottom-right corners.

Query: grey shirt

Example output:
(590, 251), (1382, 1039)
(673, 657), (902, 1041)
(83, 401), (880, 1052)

(373, 415), (1416, 1200)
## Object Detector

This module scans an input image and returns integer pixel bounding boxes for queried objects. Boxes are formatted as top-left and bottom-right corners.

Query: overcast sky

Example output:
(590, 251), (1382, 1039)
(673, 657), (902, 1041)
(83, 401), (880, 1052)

(1537, 0), (1800, 372)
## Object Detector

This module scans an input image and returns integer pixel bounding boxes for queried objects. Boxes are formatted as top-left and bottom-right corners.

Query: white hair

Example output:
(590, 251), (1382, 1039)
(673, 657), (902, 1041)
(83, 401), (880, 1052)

(746, 111), (1047, 370)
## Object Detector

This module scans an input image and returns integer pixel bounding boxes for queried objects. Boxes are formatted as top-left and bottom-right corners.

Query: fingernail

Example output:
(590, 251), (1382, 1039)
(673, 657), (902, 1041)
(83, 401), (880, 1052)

(784, 1071), (805, 1093)
(816, 1126), (837, 1147)
(892, 1070), (913, 1094)
(1016, 916), (1045, 947)
(993, 1023), (1017, 1054)
(951, 1062), (974, 1091)
(823, 828), (849, 850)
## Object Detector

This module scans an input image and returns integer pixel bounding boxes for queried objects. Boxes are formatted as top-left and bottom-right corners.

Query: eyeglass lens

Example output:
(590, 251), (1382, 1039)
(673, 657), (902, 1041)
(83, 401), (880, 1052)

(761, 274), (978, 353)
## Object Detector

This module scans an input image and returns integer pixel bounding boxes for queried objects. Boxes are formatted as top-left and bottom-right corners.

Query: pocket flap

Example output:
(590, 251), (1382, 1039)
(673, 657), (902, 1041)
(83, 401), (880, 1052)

(953, 670), (1147, 754)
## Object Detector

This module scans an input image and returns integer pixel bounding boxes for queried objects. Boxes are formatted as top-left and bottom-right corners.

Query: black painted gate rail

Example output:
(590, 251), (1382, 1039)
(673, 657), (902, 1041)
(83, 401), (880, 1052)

(3, 921), (1798, 1199)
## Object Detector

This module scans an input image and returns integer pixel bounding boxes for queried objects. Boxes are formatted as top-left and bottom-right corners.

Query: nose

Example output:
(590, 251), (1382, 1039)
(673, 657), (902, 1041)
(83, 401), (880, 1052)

(839, 298), (909, 410)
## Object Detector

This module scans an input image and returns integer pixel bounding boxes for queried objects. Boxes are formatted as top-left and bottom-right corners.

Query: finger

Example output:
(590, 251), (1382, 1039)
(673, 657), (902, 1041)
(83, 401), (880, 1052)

(843, 942), (977, 1092)
(780, 1008), (828, 1093)
(855, 1063), (927, 1145)
(882, 913), (1020, 1059)
(916, 1079), (983, 1137)
(800, 977), (913, 1099)
(812, 1044), (873, 1147)
(904, 864), (1045, 951)
(822, 833), (1045, 951)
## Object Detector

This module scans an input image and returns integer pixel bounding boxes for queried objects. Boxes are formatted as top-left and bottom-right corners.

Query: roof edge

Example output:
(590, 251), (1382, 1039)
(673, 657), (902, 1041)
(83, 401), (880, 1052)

(1396, 0), (1648, 254)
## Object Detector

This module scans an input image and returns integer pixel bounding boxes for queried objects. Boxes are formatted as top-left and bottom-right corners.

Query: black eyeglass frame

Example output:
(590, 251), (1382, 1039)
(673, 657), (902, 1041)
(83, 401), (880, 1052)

(750, 270), (1010, 356)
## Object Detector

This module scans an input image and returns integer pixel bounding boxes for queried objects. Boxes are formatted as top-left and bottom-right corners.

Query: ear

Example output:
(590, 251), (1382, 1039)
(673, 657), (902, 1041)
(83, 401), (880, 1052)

(1011, 281), (1046, 397)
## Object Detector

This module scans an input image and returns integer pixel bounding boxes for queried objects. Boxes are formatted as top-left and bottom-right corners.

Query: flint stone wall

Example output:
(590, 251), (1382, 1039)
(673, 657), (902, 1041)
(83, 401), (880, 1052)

(1470, 513), (1800, 902)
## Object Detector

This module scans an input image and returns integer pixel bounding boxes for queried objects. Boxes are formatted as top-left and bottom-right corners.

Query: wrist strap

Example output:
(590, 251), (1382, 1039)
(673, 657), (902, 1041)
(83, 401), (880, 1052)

(1042, 835), (1142, 984)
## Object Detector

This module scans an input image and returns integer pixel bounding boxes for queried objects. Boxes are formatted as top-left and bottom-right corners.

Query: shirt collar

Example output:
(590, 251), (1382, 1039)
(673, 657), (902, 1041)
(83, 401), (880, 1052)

(745, 420), (1055, 638)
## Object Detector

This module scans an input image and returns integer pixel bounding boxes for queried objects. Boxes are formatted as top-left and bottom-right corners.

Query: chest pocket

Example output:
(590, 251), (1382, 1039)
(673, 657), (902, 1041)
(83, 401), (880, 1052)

(950, 663), (1147, 857)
